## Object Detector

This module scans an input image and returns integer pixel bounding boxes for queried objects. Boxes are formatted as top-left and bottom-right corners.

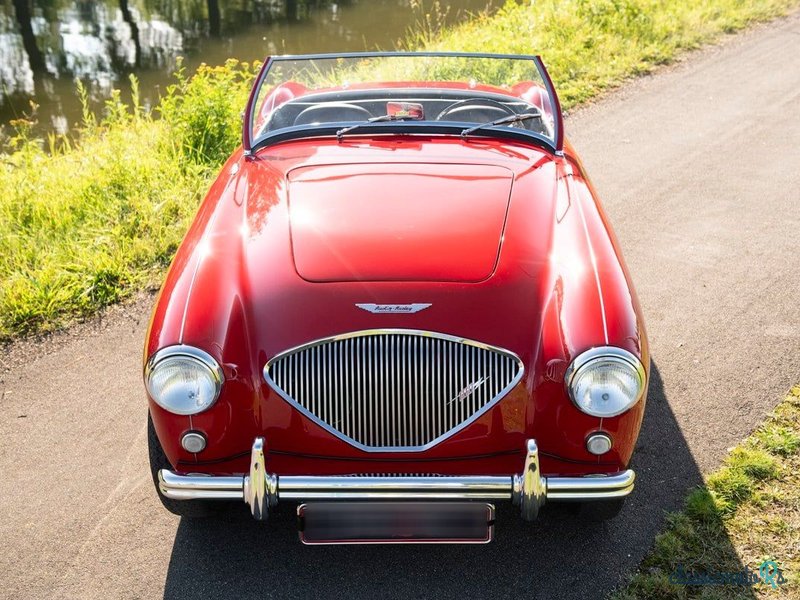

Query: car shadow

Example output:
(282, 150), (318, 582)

(162, 362), (755, 600)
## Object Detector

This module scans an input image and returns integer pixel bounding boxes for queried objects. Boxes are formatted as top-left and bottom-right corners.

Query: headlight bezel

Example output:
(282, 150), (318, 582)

(564, 346), (646, 418)
(144, 345), (224, 415)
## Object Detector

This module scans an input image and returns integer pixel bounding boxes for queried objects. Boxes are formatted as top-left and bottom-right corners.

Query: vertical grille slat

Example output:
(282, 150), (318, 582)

(266, 331), (522, 450)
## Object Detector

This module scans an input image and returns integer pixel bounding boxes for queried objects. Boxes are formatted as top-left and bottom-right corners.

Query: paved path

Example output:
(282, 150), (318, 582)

(2, 13), (799, 599)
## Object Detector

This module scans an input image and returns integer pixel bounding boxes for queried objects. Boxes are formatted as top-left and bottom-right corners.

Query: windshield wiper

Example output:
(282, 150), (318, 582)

(460, 112), (541, 139)
(336, 115), (412, 140)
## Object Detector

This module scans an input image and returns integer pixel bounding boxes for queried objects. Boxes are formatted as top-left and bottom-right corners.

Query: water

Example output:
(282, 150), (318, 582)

(0, 0), (499, 137)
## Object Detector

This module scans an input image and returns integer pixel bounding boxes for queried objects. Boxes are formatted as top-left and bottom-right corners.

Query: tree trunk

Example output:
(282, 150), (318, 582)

(119, 0), (141, 68)
(207, 0), (221, 37)
(12, 0), (46, 73)
(286, 0), (298, 22)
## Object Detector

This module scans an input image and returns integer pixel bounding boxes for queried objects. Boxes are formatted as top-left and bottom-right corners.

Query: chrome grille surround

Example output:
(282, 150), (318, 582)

(263, 329), (524, 452)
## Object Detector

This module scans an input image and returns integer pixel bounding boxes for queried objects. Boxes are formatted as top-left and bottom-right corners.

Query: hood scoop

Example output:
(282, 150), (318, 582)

(288, 162), (513, 283)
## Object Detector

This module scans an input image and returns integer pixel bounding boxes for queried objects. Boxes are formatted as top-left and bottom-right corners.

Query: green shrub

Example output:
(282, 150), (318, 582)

(159, 59), (257, 168)
(0, 65), (254, 339)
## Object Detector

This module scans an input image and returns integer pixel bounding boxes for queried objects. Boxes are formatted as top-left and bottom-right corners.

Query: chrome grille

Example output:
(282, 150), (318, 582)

(264, 330), (523, 452)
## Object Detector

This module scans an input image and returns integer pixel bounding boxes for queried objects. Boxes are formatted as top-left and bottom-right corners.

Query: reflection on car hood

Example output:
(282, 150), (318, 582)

(287, 163), (513, 283)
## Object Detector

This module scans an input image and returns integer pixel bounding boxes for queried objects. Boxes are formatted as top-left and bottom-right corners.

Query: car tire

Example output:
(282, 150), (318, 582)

(570, 498), (626, 522)
(148, 413), (221, 518)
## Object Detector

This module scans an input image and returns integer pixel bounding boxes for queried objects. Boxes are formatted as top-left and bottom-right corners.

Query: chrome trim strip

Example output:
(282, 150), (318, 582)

(158, 470), (242, 500)
(178, 253), (204, 344)
(158, 438), (636, 521)
(270, 51), (542, 61)
(262, 330), (525, 453)
(571, 172), (609, 344)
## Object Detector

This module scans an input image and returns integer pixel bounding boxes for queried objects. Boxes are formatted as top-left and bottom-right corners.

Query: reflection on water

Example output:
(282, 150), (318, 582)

(0, 0), (498, 136)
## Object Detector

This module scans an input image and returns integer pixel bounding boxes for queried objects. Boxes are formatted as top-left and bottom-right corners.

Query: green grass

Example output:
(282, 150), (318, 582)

(610, 387), (800, 599)
(1, 0), (799, 339)
(403, 0), (800, 108)
(0, 61), (256, 339)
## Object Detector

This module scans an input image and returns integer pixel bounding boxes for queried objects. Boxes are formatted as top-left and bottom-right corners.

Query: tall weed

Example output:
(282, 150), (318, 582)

(159, 59), (256, 169)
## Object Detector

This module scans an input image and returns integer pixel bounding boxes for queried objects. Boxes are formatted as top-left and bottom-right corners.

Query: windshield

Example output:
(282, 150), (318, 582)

(244, 52), (563, 154)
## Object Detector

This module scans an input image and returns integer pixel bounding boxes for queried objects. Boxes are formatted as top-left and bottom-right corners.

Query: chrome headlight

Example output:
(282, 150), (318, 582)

(145, 346), (224, 415)
(565, 347), (645, 417)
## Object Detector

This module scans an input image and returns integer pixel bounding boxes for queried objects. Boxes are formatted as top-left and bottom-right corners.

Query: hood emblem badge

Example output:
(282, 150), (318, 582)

(449, 376), (491, 405)
(356, 303), (432, 314)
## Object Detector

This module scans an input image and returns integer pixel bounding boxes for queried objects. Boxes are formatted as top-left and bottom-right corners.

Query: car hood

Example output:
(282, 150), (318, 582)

(148, 139), (646, 469)
(148, 139), (646, 464)
(287, 163), (514, 283)
(165, 142), (566, 364)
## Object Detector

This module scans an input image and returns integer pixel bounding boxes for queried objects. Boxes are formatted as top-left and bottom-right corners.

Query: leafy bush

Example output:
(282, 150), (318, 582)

(159, 59), (257, 168)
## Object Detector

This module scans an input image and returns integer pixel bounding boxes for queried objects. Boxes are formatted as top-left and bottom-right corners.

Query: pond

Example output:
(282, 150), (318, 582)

(0, 0), (499, 137)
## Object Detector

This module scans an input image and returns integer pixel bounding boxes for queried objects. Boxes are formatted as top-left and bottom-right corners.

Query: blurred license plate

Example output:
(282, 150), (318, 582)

(297, 502), (495, 545)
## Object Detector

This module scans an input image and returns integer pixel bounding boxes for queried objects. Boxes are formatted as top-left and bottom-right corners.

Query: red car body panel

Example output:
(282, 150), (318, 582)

(146, 129), (649, 479)
(288, 162), (513, 283)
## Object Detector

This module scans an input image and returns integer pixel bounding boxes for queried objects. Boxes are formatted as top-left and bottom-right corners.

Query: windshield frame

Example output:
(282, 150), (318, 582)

(242, 51), (563, 156)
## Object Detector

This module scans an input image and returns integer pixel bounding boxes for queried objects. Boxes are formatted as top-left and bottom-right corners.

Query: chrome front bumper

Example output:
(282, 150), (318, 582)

(158, 438), (635, 521)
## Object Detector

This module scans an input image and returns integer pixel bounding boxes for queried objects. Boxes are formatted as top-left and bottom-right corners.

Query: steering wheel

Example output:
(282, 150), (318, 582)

(294, 103), (373, 126)
(435, 98), (517, 123)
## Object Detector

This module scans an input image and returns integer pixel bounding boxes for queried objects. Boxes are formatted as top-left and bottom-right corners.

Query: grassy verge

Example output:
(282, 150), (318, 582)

(0, 61), (256, 339)
(611, 386), (800, 599)
(1, 0), (799, 340)
(405, 0), (800, 107)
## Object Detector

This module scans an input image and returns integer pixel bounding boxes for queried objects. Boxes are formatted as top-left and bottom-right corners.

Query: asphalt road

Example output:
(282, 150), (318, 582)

(2, 13), (799, 600)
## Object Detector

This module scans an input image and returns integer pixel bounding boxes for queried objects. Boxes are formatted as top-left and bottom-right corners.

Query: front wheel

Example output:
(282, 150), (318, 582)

(148, 413), (221, 518)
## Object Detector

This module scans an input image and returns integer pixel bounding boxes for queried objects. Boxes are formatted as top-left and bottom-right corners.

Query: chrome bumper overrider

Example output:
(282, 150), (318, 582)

(158, 438), (635, 521)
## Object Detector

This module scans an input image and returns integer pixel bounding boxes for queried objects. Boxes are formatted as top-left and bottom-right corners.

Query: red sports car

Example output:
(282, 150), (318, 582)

(145, 52), (648, 544)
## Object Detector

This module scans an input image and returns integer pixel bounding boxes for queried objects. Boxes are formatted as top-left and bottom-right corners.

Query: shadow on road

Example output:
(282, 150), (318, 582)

(162, 363), (754, 600)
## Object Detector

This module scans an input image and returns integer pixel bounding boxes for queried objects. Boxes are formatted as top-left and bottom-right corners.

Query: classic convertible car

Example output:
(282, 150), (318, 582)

(145, 52), (649, 543)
